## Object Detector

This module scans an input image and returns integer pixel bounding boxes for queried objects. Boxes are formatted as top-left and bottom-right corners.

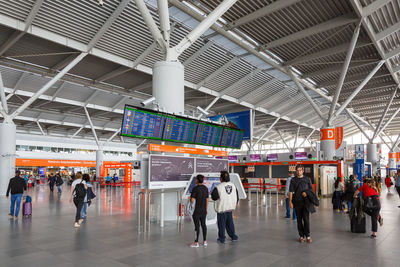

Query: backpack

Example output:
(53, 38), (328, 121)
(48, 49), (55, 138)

(74, 180), (86, 198)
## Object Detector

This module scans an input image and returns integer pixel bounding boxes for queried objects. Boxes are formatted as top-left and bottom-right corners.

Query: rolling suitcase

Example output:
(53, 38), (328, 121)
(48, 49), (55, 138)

(23, 196), (32, 217)
(351, 217), (366, 233)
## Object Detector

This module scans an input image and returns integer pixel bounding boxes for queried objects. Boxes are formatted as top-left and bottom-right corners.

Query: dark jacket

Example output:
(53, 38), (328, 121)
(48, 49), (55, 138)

(6, 176), (27, 196)
(56, 175), (64, 186)
(303, 189), (319, 213)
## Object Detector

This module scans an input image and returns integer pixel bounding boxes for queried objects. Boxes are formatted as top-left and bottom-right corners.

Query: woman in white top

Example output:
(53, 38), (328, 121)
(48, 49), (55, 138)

(333, 178), (344, 211)
(69, 173), (87, 228)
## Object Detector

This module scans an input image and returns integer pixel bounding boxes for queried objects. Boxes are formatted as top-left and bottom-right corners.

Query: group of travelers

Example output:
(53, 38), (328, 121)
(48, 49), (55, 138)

(6, 169), (96, 227)
(189, 171), (239, 247)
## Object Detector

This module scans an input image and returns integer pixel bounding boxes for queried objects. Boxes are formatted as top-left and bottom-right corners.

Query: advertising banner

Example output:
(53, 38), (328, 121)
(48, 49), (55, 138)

(249, 154), (261, 161)
(354, 144), (364, 182)
(209, 110), (251, 140)
(335, 127), (343, 150)
(195, 158), (228, 173)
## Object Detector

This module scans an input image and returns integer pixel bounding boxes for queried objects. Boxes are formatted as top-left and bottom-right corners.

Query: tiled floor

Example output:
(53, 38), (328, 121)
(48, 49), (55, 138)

(1, 184), (399, 267)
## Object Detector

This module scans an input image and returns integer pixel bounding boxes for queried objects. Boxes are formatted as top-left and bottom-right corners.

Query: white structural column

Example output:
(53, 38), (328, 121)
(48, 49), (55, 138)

(320, 127), (335, 160)
(153, 61), (185, 114)
(0, 73), (8, 115)
(0, 120), (16, 195)
(96, 149), (104, 179)
(328, 22), (361, 124)
(367, 143), (377, 173)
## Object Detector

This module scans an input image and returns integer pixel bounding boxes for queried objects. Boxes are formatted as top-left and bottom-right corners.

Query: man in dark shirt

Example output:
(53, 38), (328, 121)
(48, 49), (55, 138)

(6, 170), (27, 219)
(289, 164), (314, 243)
(48, 173), (56, 192)
(190, 174), (209, 248)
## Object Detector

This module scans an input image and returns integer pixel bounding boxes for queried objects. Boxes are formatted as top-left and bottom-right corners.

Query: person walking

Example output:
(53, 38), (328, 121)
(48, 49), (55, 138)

(385, 175), (392, 193)
(354, 179), (383, 238)
(189, 174), (209, 248)
(333, 177), (344, 212)
(56, 173), (64, 194)
(289, 164), (315, 243)
(69, 173), (87, 228)
(344, 175), (357, 213)
(285, 172), (296, 220)
(6, 170), (27, 219)
(394, 170), (400, 208)
(211, 171), (239, 244)
(81, 174), (95, 220)
(48, 173), (56, 192)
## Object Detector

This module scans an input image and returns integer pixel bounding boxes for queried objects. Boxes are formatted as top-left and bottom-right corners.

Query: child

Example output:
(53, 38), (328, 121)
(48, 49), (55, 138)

(190, 174), (209, 247)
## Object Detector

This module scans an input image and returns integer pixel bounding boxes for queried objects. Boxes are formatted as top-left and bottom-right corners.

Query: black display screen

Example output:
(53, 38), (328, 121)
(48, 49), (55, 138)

(195, 123), (223, 147)
(162, 116), (198, 144)
(220, 127), (244, 149)
(121, 106), (165, 140)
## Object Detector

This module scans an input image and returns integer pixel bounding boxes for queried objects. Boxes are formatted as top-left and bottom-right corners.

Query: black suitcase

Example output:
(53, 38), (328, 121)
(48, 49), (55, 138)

(351, 217), (366, 233)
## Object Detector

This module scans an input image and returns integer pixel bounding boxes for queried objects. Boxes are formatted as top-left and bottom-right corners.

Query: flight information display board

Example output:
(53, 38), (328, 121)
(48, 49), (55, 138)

(162, 115), (198, 144)
(121, 106), (165, 140)
(195, 123), (223, 147)
(220, 128), (244, 149)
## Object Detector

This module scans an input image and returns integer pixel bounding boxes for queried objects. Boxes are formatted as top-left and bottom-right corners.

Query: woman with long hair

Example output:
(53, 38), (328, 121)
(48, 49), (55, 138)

(354, 179), (383, 238)
(333, 178), (344, 212)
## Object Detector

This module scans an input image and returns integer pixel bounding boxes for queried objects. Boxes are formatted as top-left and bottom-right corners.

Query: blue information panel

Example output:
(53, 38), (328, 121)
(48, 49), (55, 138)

(163, 116), (198, 144)
(220, 128), (244, 149)
(121, 107), (165, 140)
(354, 144), (365, 182)
(195, 123), (223, 147)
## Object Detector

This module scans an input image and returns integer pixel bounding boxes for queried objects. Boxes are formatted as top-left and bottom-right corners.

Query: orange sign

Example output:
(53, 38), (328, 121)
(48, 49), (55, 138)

(335, 127), (343, 150)
(320, 128), (335, 141)
(389, 152), (396, 159)
(101, 162), (132, 182)
(148, 144), (228, 157)
(15, 158), (119, 167)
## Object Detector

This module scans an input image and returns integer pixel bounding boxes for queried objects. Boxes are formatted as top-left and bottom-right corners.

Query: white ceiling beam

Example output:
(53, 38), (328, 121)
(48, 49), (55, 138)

(157, 0), (171, 46)
(328, 22), (361, 124)
(375, 20), (400, 42)
(261, 13), (358, 50)
(361, 0), (392, 17)
(303, 60), (379, 78)
(84, 106), (99, 147)
(384, 46), (400, 60)
(0, 0), (44, 56)
(238, 78), (277, 101)
(286, 39), (371, 65)
(127, 81), (152, 92)
(252, 117), (280, 149)
(226, 0), (302, 29)
(320, 71), (389, 88)
(0, 72), (9, 115)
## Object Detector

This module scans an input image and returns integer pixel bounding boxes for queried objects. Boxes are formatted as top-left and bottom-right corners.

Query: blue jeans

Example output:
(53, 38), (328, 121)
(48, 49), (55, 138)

(347, 201), (353, 211)
(335, 191), (343, 210)
(57, 185), (62, 193)
(285, 198), (296, 219)
(81, 202), (87, 218)
(10, 194), (23, 217)
(217, 211), (238, 242)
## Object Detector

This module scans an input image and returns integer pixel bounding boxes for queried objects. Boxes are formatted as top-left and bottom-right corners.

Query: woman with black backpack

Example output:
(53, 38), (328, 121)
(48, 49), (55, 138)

(344, 175), (357, 213)
(69, 173), (88, 228)
(354, 179), (383, 238)
(333, 177), (344, 212)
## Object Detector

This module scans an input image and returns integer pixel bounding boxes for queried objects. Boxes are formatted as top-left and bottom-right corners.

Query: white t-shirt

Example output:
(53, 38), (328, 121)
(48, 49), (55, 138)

(72, 179), (86, 188)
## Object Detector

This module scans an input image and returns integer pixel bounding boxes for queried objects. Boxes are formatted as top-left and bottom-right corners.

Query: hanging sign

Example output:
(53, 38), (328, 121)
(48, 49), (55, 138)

(320, 128), (335, 141)
(354, 144), (364, 182)
(335, 127), (343, 150)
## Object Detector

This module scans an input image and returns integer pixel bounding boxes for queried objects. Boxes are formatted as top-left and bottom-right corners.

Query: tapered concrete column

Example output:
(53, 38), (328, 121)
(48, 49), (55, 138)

(367, 143), (377, 174)
(153, 61), (184, 114)
(320, 127), (335, 160)
(0, 121), (16, 195)
(96, 149), (103, 179)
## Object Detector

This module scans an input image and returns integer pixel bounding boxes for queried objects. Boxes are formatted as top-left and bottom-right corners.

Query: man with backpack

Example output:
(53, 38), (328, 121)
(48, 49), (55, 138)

(69, 173), (87, 228)
(6, 170), (27, 219)
(56, 173), (64, 194)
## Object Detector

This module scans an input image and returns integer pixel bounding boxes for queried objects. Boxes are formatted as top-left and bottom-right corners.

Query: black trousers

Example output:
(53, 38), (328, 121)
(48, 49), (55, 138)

(396, 186), (400, 198)
(193, 213), (207, 242)
(365, 202), (381, 232)
(49, 183), (55, 192)
(73, 197), (84, 223)
(294, 201), (310, 238)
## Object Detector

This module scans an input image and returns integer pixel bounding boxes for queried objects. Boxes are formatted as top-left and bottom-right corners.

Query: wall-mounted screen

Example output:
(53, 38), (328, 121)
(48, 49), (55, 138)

(250, 154), (261, 161)
(267, 153), (278, 161)
(195, 123), (224, 147)
(195, 158), (228, 173)
(162, 115), (198, 144)
(220, 127), (244, 149)
(295, 152), (308, 160)
(228, 155), (238, 162)
(121, 106), (165, 140)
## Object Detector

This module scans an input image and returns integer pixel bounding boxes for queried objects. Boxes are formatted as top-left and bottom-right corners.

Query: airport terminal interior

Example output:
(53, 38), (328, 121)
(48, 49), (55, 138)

(1, 0), (400, 266)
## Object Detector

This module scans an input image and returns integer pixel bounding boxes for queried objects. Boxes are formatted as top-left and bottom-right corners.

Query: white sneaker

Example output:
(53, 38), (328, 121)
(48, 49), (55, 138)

(78, 219), (84, 224)
(203, 241), (208, 247)
(190, 242), (199, 248)
(74, 222), (80, 228)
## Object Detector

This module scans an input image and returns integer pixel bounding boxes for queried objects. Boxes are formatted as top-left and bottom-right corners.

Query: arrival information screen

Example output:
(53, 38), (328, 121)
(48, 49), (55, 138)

(121, 107), (165, 139)
(195, 123), (223, 147)
(163, 116), (198, 143)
